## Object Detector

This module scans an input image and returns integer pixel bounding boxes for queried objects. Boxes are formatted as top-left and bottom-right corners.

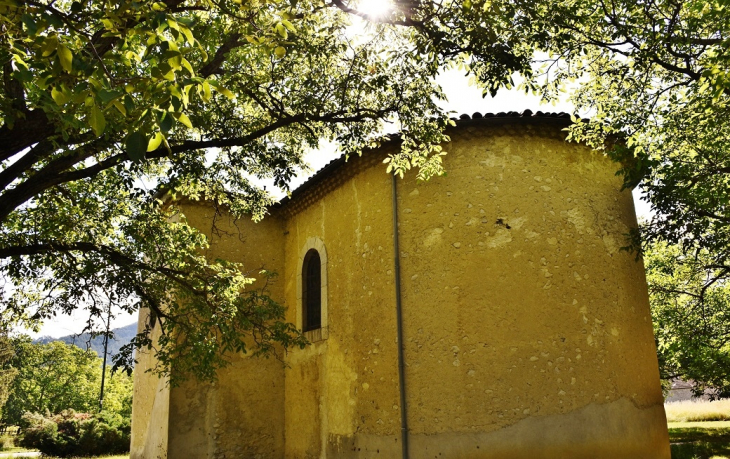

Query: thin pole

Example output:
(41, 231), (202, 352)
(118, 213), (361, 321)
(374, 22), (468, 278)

(391, 174), (409, 459)
(99, 306), (111, 412)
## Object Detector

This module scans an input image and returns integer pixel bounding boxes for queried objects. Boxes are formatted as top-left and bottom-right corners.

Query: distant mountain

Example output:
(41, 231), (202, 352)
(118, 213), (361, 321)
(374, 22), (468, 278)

(35, 322), (137, 359)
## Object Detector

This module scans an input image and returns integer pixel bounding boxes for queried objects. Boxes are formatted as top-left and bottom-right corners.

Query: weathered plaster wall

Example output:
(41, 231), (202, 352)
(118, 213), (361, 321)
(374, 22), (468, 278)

(282, 152), (403, 458)
(165, 201), (289, 459)
(130, 307), (170, 459)
(132, 117), (670, 458)
(280, 120), (669, 458)
(391, 122), (669, 458)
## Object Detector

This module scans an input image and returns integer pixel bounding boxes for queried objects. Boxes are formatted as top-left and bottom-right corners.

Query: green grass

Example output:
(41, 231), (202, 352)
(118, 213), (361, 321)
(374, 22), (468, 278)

(45, 456), (129, 459)
(0, 451), (128, 459)
(23, 456), (128, 459)
(669, 421), (730, 459)
(0, 447), (37, 457)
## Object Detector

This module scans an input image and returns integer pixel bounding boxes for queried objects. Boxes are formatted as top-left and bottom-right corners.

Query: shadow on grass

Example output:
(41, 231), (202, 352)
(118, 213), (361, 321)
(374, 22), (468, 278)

(670, 424), (730, 458)
(671, 441), (730, 459)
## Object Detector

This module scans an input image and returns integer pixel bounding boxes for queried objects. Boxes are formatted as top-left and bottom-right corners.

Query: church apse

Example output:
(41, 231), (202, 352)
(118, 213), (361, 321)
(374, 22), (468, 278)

(131, 112), (670, 459)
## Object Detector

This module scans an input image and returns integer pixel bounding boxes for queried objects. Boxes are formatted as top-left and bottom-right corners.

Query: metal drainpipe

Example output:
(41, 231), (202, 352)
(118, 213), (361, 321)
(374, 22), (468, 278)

(391, 173), (410, 459)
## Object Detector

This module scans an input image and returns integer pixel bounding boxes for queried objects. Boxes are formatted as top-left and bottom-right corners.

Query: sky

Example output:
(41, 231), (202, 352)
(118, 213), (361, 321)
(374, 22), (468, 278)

(24, 68), (653, 339)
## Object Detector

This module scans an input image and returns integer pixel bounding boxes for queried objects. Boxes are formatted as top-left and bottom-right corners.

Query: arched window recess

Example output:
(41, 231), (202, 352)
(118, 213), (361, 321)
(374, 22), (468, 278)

(297, 238), (328, 342)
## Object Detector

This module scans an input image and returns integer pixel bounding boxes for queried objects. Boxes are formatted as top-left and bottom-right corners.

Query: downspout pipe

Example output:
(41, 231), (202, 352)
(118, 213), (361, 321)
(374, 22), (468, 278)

(391, 174), (410, 459)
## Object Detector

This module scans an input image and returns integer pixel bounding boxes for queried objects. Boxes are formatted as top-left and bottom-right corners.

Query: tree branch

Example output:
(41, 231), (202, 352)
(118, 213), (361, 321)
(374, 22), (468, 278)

(0, 241), (194, 295)
(0, 108), (392, 224)
(329, 0), (424, 27)
(200, 33), (245, 77)
(0, 110), (55, 162)
(0, 141), (55, 191)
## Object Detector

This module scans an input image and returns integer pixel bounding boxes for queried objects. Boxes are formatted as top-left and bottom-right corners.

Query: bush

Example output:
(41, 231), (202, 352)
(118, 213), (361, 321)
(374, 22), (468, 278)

(19, 409), (130, 457)
(0, 433), (14, 450)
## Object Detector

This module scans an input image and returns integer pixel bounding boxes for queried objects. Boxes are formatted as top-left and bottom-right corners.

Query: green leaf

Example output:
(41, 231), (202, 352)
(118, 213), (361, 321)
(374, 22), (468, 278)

(175, 112), (193, 129)
(281, 19), (296, 32)
(111, 100), (126, 116)
(275, 23), (288, 39)
(123, 95), (135, 114)
(51, 87), (69, 105)
(181, 58), (194, 76)
(147, 132), (164, 152)
(125, 131), (147, 161)
(216, 84), (235, 99)
(41, 37), (58, 57)
(46, 13), (63, 29)
(58, 44), (73, 72)
(98, 88), (122, 105)
(274, 46), (286, 58)
(202, 81), (212, 102)
(21, 14), (38, 36)
(180, 26), (195, 45)
(168, 55), (183, 71)
(89, 105), (106, 136)
(171, 96), (182, 112)
(159, 112), (174, 133)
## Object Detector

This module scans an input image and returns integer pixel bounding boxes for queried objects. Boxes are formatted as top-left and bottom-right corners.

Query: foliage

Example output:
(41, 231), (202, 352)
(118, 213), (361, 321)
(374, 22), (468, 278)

(646, 242), (730, 398)
(0, 0), (481, 384)
(2, 337), (132, 426)
(19, 409), (130, 457)
(0, 334), (17, 420)
(0, 433), (14, 450)
(1, 0), (726, 385)
(0, 0), (544, 384)
(99, 368), (132, 420)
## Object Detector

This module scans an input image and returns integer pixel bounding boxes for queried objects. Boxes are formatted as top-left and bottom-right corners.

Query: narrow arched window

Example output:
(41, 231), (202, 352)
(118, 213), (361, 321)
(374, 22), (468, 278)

(302, 249), (321, 332)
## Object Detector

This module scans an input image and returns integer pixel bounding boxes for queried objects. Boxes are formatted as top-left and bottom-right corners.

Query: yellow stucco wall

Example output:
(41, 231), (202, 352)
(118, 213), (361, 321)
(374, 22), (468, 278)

(131, 202), (289, 458)
(282, 149), (401, 458)
(132, 117), (670, 458)
(130, 307), (170, 459)
(392, 122), (668, 458)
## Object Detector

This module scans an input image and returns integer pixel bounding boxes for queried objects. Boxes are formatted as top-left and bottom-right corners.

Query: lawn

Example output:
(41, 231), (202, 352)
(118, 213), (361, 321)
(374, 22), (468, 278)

(665, 399), (730, 458)
(45, 456), (128, 459)
(669, 421), (730, 459)
(0, 456), (128, 459)
(667, 400), (730, 423)
(0, 450), (128, 459)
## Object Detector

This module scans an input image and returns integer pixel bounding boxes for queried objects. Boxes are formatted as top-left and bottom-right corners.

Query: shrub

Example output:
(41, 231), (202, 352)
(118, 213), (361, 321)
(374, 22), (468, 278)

(0, 433), (14, 450)
(19, 409), (130, 457)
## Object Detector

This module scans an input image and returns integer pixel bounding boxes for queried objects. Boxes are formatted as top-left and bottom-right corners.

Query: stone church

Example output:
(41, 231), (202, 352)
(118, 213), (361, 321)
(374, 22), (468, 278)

(131, 111), (670, 458)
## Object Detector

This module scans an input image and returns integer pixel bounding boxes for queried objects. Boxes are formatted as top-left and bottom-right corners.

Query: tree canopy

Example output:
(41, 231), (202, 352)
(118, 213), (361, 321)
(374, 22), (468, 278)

(1, 0), (728, 385)
(0, 334), (18, 419)
(0, 0), (532, 383)
(1, 337), (132, 426)
(646, 242), (730, 398)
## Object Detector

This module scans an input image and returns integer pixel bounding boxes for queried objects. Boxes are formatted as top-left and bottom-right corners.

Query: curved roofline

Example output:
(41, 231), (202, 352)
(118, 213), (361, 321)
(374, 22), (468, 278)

(276, 110), (575, 208)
